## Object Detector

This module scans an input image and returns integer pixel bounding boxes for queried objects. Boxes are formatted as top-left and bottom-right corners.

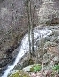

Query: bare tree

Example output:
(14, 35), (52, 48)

(26, 0), (31, 58)
(29, 0), (35, 56)
(26, 0), (35, 57)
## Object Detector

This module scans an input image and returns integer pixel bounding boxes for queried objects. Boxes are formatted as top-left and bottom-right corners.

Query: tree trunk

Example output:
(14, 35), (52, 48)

(26, 0), (32, 58)
(26, 0), (35, 57)
(28, 0), (35, 56)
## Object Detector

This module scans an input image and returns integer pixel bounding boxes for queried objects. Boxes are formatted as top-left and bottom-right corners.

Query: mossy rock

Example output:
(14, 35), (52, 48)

(30, 64), (42, 72)
(9, 70), (30, 77)
(9, 71), (19, 77)
(23, 58), (34, 68)
(28, 59), (34, 65)
(46, 20), (51, 26)
(52, 64), (59, 73)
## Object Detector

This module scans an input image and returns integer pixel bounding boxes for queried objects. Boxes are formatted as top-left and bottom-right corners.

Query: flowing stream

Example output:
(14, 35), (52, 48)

(2, 26), (52, 77)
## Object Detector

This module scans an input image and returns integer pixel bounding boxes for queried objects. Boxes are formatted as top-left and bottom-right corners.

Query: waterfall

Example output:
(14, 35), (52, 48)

(2, 26), (52, 77)
(1, 0), (54, 77)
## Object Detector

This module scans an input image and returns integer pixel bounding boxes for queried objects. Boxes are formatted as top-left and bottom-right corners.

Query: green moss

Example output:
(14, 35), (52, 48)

(30, 64), (42, 72)
(10, 71), (19, 77)
(52, 64), (59, 72)
(9, 70), (30, 77)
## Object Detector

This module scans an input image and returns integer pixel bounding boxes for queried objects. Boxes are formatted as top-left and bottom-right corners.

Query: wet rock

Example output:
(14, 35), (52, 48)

(12, 49), (19, 59)
(0, 58), (12, 68)
(22, 59), (34, 68)
(45, 36), (51, 41)
(0, 65), (7, 75)
(51, 18), (59, 24)
(52, 56), (59, 63)
(43, 53), (50, 64)
(50, 36), (57, 42)
(55, 36), (59, 43)
(44, 41), (57, 49)
(23, 65), (34, 72)
(52, 30), (59, 36)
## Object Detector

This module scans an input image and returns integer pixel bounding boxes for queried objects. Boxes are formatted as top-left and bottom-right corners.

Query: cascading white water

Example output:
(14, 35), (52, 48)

(2, 26), (52, 77)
